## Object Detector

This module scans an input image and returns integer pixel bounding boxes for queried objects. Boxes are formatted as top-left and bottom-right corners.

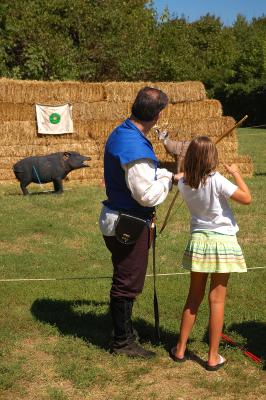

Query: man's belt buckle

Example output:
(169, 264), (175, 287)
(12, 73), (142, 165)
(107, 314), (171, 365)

(122, 233), (130, 243)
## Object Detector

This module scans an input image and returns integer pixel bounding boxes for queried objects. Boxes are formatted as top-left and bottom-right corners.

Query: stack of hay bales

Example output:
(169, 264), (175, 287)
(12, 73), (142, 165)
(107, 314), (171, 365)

(0, 79), (253, 186)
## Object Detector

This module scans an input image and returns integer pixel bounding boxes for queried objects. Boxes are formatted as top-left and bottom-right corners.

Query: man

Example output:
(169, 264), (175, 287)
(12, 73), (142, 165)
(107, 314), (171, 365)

(99, 87), (179, 358)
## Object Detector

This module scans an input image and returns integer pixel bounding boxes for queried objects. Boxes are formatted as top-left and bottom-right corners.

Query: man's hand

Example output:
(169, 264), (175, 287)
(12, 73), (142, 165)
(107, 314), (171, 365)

(172, 172), (184, 184)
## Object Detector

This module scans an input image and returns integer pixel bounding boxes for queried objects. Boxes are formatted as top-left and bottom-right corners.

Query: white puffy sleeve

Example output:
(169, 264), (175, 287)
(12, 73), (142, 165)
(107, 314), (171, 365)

(123, 159), (173, 207)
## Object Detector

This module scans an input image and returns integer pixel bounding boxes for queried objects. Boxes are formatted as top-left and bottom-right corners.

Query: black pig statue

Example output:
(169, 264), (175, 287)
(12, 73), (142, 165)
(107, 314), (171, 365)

(13, 151), (91, 195)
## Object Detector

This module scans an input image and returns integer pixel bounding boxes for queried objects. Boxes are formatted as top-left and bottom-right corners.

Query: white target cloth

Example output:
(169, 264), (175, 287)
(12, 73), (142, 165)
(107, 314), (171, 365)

(36, 103), (73, 134)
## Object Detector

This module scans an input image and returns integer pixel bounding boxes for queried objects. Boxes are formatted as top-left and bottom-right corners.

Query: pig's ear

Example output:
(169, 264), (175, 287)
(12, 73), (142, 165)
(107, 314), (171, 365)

(63, 152), (71, 160)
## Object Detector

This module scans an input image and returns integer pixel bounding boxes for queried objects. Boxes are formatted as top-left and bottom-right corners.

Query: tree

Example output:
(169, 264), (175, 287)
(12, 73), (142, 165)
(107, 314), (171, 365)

(0, 0), (79, 80)
(215, 16), (266, 124)
(190, 15), (237, 96)
(73, 0), (157, 81)
(155, 11), (196, 81)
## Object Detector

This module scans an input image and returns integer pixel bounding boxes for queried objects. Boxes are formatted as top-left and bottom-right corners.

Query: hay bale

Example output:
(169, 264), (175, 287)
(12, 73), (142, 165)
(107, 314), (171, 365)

(151, 116), (236, 141)
(104, 82), (152, 102)
(0, 79), (253, 184)
(68, 166), (104, 180)
(167, 99), (223, 121)
(0, 78), (105, 104)
(74, 102), (131, 121)
(152, 81), (207, 103)
(74, 120), (123, 140)
(219, 155), (253, 177)
(159, 154), (253, 177)
(0, 103), (35, 121)
(104, 81), (206, 103)
(7, 120), (122, 142)
(0, 169), (16, 180)
(0, 143), (100, 159)
(0, 166), (104, 183)
(0, 120), (123, 143)
(0, 121), (37, 143)
(148, 117), (238, 157)
(148, 99), (222, 125)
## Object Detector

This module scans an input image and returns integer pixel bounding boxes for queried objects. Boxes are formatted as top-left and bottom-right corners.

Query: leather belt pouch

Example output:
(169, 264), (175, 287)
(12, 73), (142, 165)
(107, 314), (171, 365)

(115, 213), (147, 245)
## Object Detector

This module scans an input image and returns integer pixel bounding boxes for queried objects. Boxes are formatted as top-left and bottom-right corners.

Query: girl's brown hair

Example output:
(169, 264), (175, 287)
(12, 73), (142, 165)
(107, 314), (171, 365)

(184, 136), (218, 189)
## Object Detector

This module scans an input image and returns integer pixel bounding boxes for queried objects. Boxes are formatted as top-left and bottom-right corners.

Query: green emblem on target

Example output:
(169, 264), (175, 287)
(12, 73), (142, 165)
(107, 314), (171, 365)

(49, 113), (61, 124)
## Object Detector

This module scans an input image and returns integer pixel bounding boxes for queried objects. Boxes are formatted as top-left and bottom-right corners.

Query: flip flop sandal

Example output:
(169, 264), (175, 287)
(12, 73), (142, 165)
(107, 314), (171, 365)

(206, 355), (226, 371)
(169, 347), (189, 363)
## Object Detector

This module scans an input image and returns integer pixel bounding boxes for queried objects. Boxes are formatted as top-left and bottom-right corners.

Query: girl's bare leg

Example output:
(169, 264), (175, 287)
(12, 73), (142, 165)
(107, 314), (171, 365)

(174, 272), (208, 359)
(208, 273), (230, 366)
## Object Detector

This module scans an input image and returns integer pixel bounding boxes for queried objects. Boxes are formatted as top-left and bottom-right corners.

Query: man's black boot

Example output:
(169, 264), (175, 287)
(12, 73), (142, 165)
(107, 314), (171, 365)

(110, 297), (156, 359)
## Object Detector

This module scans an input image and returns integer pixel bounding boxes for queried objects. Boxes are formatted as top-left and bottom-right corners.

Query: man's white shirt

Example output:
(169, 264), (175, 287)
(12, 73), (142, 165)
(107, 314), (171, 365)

(99, 159), (173, 236)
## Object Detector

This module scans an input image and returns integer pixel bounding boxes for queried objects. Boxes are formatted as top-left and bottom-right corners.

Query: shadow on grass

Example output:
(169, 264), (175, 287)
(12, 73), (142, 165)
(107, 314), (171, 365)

(254, 172), (266, 176)
(28, 191), (59, 196)
(202, 320), (265, 369)
(228, 321), (266, 370)
(31, 297), (204, 366)
(31, 298), (178, 349)
(31, 298), (111, 350)
(7, 190), (57, 196)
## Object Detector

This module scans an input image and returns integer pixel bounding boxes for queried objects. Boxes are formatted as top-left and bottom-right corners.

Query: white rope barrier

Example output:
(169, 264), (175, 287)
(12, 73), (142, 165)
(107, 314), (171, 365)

(0, 267), (265, 282)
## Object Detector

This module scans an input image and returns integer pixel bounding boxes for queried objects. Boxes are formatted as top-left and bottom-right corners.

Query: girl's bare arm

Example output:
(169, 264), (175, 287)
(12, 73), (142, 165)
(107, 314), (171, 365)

(224, 164), (252, 205)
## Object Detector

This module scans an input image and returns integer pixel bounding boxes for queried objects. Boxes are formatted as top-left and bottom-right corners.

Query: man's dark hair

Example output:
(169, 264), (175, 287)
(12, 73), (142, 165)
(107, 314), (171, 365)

(131, 87), (169, 122)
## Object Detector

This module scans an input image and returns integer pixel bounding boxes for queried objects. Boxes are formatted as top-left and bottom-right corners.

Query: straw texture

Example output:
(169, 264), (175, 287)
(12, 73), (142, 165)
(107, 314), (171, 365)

(0, 79), (253, 186)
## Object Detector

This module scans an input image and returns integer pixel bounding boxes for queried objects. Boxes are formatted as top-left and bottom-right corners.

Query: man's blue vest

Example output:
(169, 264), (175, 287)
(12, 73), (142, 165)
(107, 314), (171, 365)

(103, 119), (158, 217)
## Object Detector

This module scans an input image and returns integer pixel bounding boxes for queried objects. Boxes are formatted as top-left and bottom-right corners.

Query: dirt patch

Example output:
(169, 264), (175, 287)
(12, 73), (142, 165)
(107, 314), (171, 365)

(0, 233), (46, 254)
(84, 356), (266, 400)
(1, 336), (83, 400)
(2, 339), (265, 400)
(63, 237), (86, 250)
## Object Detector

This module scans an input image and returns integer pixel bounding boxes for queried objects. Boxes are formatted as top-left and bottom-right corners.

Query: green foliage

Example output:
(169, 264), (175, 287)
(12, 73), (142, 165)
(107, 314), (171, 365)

(156, 17), (195, 81)
(231, 16), (264, 85)
(190, 16), (237, 94)
(0, 1), (265, 122)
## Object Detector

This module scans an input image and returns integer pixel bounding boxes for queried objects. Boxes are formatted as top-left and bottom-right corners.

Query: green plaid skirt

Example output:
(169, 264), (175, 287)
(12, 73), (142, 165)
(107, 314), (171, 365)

(182, 231), (247, 273)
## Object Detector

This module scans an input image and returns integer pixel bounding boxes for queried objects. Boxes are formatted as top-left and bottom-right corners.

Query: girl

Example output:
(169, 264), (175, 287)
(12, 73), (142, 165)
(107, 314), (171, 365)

(170, 136), (251, 371)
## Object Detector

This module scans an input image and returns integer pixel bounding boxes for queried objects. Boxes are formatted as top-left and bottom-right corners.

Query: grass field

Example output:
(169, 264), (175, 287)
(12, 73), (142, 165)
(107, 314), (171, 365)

(0, 128), (265, 400)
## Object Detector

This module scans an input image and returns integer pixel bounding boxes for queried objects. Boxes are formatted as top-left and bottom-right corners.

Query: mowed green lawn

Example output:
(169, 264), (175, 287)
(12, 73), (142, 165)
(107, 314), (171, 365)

(0, 128), (265, 400)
